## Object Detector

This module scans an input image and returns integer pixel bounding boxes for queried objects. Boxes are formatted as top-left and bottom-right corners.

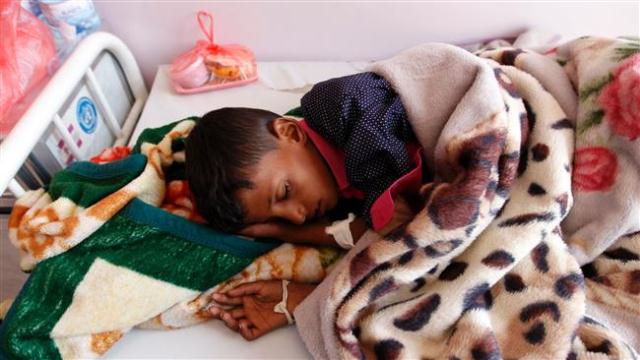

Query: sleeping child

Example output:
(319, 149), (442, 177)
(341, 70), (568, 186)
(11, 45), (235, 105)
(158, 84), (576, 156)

(184, 72), (425, 340)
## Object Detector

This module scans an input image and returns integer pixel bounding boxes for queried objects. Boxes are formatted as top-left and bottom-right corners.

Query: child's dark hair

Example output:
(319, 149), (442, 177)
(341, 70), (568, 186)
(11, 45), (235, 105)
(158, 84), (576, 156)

(185, 107), (280, 232)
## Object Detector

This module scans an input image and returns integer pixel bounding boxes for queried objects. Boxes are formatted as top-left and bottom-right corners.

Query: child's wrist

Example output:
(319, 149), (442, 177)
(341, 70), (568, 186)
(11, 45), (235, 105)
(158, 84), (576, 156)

(286, 282), (316, 315)
(325, 213), (357, 248)
(349, 217), (367, 242)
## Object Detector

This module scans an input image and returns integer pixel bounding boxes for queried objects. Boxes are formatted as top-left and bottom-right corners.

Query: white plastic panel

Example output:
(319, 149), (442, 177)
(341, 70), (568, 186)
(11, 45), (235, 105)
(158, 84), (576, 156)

(44, 85), (116, 166)
(93, 51), (133, 126)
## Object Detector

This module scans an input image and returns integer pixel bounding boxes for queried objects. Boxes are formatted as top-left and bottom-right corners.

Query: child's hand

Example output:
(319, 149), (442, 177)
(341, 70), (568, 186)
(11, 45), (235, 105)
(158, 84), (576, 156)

(208, 281), (315, 341)
(239, 221), (299, 240)
(239, 216), (367, 247)
(239, 220), (332, 245)
(209, 281), (286, 340)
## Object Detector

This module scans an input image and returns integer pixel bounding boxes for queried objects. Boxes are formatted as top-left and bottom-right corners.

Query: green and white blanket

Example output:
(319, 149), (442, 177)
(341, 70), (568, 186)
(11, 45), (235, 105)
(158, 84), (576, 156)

(0, 120), (340, 359)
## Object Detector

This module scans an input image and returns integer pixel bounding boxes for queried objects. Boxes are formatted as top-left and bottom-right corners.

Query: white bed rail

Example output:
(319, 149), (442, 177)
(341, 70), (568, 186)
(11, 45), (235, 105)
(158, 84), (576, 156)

(0, 32), (148, 197)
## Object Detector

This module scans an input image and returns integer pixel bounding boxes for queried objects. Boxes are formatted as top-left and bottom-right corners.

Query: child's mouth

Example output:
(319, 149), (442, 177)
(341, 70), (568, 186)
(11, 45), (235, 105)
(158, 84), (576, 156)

(314, 200), (324, 219)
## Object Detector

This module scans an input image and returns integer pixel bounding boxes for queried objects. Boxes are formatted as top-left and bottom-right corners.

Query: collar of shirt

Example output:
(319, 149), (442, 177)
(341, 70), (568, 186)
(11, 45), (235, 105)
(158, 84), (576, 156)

(298, 120), (364, 199)
(299, 119), (423, 231)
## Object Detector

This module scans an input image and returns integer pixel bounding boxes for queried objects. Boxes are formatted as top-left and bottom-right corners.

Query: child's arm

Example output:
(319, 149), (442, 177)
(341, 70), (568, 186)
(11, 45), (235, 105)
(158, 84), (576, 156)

(240, 216), (368, 247)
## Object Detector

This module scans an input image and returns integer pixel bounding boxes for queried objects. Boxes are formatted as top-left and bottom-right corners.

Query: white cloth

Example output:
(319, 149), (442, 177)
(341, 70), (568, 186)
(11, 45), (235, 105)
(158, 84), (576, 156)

(325, 213), (356, 249)
(273, 279), (294, 324)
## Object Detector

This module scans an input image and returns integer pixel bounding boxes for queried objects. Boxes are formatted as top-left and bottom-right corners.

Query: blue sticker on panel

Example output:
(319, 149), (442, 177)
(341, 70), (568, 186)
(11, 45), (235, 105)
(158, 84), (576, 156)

(76, 96), (98, 134)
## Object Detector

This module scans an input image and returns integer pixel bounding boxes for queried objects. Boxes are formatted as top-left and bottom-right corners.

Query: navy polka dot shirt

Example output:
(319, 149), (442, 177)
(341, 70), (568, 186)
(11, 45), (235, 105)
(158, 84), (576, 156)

(301, 72), (420, 227)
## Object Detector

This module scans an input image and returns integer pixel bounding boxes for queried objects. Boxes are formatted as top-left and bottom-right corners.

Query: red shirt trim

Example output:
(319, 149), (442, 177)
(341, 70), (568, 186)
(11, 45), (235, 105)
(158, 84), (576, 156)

(299, 120), (422, 231)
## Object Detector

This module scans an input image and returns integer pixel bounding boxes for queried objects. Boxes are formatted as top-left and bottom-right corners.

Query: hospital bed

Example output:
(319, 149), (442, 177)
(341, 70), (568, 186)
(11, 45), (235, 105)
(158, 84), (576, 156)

(108, 61), (366, 359)
(0, 32), (364, 358)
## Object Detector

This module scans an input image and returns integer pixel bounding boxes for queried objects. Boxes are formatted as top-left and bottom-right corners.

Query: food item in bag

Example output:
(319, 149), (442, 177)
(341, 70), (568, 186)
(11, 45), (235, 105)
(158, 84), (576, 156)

(171, 49), (211, 89)
(169, 11), (257, 94)
(204, 54), (241, 79)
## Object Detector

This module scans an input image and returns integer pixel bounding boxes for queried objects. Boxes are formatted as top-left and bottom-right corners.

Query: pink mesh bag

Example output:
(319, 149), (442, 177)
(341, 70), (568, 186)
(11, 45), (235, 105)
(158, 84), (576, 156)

(169, 11), (258, 94)
(0, 0), (56, 136)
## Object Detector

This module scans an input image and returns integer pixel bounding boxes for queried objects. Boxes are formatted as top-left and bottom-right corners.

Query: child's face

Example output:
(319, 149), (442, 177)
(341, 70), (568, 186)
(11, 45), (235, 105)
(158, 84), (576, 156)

(236, 118), (339, 226)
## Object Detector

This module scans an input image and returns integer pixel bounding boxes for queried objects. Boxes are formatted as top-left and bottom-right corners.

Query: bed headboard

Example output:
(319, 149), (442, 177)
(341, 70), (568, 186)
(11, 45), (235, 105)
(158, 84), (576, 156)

(0, 32), (148, 197)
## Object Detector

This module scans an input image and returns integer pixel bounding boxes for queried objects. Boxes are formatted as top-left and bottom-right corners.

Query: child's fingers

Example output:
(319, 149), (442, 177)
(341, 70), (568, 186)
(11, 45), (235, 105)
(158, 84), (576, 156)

(238, 225), (259, 237)
(226, 282), (262, 297)
(242, 323), (273, 341)
(239, 223), (283, 238)
(228, 307), (245, 319)
(238, 224), (267, 237)
(207, 304), (243, 319)
(220, 311), (240, 330)
(212, 293), (243, 305)
(238, 319), (253, 332)
(239, 321), (259, 341)
(207, 305), (221, 317)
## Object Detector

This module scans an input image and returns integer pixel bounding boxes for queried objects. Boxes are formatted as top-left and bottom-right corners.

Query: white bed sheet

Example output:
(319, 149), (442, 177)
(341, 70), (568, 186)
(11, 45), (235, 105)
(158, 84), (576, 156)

(108, 62), (364, 359)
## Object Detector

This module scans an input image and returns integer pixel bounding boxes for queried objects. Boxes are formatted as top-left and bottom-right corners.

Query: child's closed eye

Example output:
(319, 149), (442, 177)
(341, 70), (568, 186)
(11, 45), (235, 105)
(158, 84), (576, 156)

(280, 180), (291, 201)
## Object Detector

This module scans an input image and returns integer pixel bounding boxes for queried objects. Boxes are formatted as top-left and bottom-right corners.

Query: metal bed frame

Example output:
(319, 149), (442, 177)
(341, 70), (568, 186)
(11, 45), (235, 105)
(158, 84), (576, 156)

(0, 32), (148, 197)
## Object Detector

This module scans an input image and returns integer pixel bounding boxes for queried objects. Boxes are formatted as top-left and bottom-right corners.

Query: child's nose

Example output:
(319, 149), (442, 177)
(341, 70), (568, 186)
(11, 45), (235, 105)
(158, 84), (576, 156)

(286, 203), (307, 225)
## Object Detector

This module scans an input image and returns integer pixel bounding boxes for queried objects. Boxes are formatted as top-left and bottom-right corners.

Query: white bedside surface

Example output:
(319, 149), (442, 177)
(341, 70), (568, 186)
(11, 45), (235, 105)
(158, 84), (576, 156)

(106, 320), (310, 359)
(129, 61), (367, 144)
(112, 61), (364, 359)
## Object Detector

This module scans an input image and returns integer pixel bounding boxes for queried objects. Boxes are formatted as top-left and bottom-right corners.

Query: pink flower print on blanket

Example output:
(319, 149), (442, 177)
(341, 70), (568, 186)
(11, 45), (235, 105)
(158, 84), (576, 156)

(572, 147), (618, 192)
(598, 53), (640, 141)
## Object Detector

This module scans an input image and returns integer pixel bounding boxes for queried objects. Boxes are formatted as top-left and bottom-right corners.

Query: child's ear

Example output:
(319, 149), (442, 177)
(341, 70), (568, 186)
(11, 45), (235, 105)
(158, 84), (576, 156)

(272, 118), (307, 144)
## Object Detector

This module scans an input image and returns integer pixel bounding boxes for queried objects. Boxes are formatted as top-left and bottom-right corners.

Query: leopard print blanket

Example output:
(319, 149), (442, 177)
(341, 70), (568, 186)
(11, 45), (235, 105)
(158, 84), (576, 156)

(294, 38), (639, 359)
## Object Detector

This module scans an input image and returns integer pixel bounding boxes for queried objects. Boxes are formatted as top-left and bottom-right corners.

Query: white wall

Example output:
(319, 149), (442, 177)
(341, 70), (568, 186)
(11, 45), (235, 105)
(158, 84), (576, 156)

(94, 1), (640, 87)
